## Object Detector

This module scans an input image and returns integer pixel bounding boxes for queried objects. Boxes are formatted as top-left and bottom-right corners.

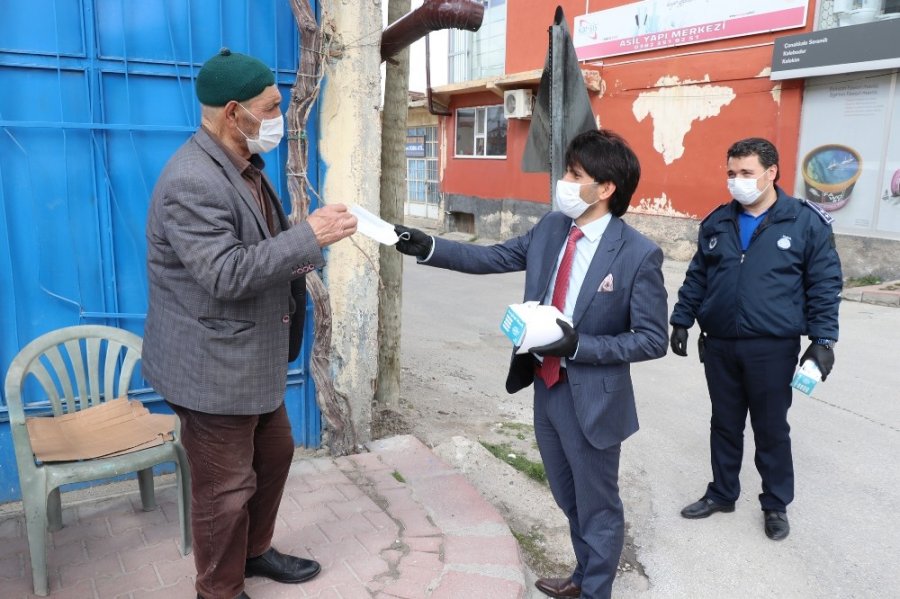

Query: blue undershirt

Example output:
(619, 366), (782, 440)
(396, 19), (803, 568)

(738, 210), (768, 251)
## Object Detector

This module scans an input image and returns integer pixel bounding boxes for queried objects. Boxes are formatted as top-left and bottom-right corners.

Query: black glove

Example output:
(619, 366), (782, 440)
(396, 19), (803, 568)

(670, 325), (688, 357)
(531, 319), (579, 358)
(800, 342), (834, 381)
(394, 224), (433, 260)
(697, 331), (707, 363)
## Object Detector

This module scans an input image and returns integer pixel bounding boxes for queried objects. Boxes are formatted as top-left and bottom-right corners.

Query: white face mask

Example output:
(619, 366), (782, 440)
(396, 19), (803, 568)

(237, 103), (284, 154)
(727, 173), (770, 206)
(555, 179), (599, 219)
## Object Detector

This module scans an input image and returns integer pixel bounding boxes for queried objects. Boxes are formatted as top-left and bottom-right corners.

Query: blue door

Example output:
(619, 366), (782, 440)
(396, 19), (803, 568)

(0, 0), (321, 502)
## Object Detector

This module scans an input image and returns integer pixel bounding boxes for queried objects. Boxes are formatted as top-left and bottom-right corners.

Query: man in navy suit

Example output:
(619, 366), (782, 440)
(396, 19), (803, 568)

(394, 129), (668, 599)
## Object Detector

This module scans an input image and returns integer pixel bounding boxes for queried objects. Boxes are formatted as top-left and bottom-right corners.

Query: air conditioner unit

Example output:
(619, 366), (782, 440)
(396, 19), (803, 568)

(503, 89), (533, 119)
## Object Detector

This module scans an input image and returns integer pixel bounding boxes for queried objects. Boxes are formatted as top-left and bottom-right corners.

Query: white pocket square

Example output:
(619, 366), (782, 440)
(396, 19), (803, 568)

(599, 273), (614, 292)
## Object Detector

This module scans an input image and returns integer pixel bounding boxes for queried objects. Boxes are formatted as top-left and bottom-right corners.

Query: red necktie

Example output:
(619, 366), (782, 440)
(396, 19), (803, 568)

(539, 226), (584, 388)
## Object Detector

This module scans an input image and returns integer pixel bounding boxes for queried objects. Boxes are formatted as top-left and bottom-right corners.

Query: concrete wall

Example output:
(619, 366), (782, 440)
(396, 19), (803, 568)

(443, 193), (548, 239)
(319, 1), (384, 446)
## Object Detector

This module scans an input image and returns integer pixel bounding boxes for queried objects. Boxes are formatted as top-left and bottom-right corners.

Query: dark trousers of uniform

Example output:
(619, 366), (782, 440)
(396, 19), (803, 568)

(534, 374), (623, 599)
(170, 402), (295, 599)
(701, 336), (800, 512)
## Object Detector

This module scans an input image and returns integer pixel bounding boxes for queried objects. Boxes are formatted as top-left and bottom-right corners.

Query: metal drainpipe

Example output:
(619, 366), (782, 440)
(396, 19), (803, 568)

(380, 0), (484, 62)
(425, 35), (451, 116)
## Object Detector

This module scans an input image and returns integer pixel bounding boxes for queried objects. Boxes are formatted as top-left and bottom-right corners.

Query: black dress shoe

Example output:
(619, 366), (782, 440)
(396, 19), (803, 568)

(680, 497), (736, 519)
(764, 510), (790, 540)
(535, 576), (582, 598)
(245, 547), (321, 584)
(197, 593), (250, 599)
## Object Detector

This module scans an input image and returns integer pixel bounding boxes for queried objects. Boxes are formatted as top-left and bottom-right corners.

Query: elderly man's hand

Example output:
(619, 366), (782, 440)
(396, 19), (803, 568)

(308, 204), (357, 247)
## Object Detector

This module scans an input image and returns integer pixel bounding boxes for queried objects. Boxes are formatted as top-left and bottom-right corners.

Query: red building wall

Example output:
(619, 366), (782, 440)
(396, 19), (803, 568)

(442, 0), (815, 219)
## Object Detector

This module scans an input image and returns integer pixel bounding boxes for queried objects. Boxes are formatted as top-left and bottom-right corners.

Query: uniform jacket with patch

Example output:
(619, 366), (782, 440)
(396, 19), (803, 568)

(670, 187), (842, 341)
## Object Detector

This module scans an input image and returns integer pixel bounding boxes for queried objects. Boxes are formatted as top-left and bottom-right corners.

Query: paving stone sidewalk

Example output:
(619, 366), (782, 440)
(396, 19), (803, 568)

(841, 279), (900, 306)
(0, 435), (527, 599)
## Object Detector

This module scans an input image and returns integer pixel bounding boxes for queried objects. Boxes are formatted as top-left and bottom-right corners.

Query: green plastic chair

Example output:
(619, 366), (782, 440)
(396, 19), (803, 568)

(3, 325), (191, 596)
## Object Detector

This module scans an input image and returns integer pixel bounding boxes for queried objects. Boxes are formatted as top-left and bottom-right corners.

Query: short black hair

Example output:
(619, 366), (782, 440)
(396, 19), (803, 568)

(564, 129), (640, 218)
(727, 137), (780, 182)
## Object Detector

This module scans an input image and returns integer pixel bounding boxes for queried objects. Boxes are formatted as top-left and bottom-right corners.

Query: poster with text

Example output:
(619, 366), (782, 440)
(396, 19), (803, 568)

(876, 78), (900, 235)
(573, 0), (808, 60)
(795, 72), (894, 235)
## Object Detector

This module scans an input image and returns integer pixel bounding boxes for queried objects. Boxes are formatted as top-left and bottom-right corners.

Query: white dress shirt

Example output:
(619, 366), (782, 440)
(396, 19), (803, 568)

(543, 212), (612, 363)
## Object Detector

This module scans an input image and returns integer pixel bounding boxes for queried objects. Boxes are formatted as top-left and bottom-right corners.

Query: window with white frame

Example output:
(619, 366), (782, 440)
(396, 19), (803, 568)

(448, 0), (507, 83)
(406, 126), (440, 206)
(455, 106), (507, 158)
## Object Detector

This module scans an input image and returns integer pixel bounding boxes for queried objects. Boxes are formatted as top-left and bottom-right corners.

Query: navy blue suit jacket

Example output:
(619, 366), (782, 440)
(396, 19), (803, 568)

(426, 211), (669, 449)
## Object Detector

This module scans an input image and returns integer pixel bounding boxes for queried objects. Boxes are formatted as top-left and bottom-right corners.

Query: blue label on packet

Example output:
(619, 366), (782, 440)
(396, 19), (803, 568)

(500, 307), (526, 346)
(791, 371), (817, 395)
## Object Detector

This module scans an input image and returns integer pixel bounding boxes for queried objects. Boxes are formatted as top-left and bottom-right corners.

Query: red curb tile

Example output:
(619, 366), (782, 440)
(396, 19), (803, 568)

(316, 513), (377, 543)
(58, 551), (122, 586)
(94, 563), (161, 597)
(344, 554), (391, 584)
(109, 508), (168, 534)
(132, 576), (197, 598)
(46, 577), (98, 599)
(443, 535), (522, 566)
(403, 536), (442, 553)
(85, 528), (144, 559)
(307, 539), (372, 569)
(51, 518), (109, 546)
(153, 555), (195, 586)
(329, 495), (383, 520)
(2, 436), (527, 599)
(398, 549), (443, 572)
(119, 539), (183, 572)
(354, 530), (401, 555)
(332, 582), (373, 599)
(428, 570), (526, 599)
(0, 553), (22, 578)
(0, 517), (23, 540)
(378, 564), (443, 599)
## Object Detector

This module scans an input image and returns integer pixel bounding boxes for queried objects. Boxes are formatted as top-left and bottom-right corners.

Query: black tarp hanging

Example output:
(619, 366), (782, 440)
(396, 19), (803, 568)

(522, 6), (596, 202)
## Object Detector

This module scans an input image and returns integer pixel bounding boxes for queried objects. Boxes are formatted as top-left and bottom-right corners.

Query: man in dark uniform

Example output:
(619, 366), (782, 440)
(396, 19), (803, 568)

(670, 137), (842, 541)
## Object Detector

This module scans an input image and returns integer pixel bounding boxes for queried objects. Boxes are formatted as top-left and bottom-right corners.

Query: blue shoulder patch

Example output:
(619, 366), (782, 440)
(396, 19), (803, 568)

(803, 199), (834, 225)
(700, 203), (729, 225)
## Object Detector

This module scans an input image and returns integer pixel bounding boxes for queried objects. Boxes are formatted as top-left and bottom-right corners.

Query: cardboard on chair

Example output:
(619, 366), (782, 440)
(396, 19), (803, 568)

(26, 397), (175, 463)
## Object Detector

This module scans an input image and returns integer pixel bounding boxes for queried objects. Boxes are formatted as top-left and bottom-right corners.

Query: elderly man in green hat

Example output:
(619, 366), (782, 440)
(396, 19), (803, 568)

(144, 48), (357, 599)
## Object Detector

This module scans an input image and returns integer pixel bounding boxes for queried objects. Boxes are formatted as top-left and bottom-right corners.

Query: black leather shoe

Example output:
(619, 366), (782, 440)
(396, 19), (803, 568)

(680, 497), (736, 519)
(197, 593), (250, 599)
(534, 576), (582, 598)
(245, 547), (321, 584)
(764, 510), (790, 540)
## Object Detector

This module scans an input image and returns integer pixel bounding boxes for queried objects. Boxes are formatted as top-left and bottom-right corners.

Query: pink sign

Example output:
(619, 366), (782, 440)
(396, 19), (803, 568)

(574, 1), (808, 61)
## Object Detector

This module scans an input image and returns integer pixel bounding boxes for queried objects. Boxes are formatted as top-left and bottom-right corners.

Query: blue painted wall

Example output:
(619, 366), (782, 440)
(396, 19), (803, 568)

(0, 0), (322, 503)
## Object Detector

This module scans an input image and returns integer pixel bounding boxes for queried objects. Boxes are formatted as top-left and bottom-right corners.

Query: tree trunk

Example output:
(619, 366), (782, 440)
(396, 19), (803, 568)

(375, 0), (412, 423)
(287, 0), (357, 455)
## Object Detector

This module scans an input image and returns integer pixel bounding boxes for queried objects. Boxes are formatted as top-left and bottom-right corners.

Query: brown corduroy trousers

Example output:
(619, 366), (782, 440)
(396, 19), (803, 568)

(170, 403), (294, 599)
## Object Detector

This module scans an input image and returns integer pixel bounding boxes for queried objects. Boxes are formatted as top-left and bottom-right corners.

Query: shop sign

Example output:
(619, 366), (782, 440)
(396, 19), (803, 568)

(406, 136), (425, 157)
(771, 18), (900, 81)
(795, 72), (900, 238)
(573, 0), (808, 61)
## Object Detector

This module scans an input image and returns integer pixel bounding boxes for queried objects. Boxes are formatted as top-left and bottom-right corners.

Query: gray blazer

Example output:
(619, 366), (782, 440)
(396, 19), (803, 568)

(143, 128), (324, 415)
(426, 212), (669, 449)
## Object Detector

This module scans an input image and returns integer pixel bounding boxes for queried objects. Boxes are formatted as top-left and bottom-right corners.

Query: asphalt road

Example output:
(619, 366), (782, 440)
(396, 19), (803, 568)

(400, 250), (900, 599)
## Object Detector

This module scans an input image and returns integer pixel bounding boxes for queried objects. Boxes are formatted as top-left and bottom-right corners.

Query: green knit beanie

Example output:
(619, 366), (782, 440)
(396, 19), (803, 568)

(196, 48), (275, 106)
